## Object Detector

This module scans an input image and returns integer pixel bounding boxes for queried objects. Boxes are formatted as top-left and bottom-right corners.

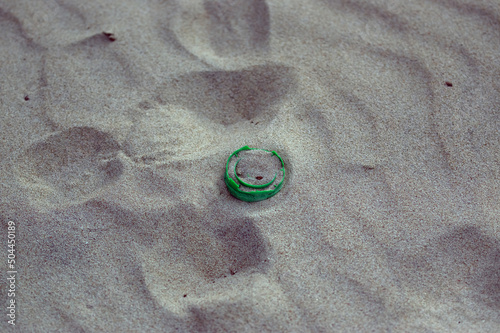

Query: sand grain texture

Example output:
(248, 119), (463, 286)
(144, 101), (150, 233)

(0, 0), (499, 332)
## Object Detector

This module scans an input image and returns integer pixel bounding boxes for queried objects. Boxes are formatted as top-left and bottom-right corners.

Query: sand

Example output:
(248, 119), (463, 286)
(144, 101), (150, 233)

(0, 0), (499, 331)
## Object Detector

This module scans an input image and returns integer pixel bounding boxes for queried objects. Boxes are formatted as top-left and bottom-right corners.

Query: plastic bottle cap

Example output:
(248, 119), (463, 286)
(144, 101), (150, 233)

(224, 146), (285, 202)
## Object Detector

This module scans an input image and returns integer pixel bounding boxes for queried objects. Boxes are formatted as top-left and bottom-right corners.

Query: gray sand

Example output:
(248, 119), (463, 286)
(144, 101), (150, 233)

(0, 0), (499, 332)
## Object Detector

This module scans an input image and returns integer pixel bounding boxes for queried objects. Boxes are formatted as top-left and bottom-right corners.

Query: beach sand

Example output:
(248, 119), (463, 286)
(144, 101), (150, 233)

(0, 0), (499, 331)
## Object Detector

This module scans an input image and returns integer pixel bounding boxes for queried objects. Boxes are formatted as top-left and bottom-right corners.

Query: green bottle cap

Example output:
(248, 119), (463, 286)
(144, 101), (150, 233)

(224, 146), (285, 202)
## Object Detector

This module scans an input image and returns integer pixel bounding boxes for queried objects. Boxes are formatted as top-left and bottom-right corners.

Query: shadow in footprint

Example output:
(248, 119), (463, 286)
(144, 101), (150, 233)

(172, 204), (270, 279)
(14, 127), (123, 207)
(203, 0), (270, 56)
(390, 226), (500, 311)
(207, 217), (270, 278)
(156, 64), (296, 126)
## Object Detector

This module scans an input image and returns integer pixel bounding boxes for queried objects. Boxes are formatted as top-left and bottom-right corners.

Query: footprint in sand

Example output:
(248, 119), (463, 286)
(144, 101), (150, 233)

(13, 127), (123, 208)
(155, 64), (295, 127)
(125, 64), (295, 164)
(135, 211), (306, 329)
(171, 0), (270, 67)
(137, 211), (271, 312)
